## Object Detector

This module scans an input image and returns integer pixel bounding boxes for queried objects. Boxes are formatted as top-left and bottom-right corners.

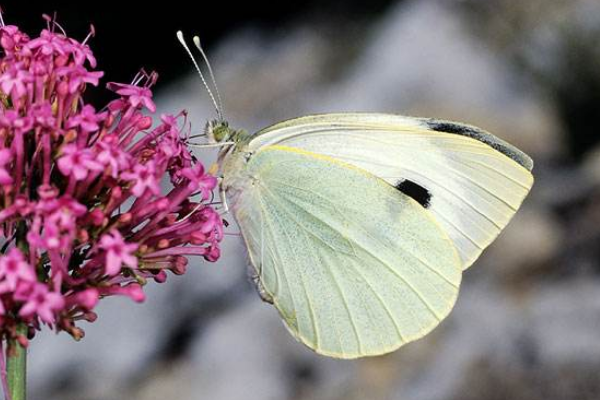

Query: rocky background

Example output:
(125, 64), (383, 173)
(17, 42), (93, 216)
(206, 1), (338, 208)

(13, 0), (600, 399)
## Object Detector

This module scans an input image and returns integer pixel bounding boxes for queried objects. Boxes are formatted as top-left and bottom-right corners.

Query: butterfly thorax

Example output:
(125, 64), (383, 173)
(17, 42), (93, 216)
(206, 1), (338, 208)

(220, 146), (255, 212)
(208, 119), (256, 211)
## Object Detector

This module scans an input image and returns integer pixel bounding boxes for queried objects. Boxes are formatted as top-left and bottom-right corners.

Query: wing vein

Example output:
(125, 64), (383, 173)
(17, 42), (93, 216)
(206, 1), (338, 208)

(323, 152), (516, 220)
(272, 178), (460, 289)
(257, 194), (299, 328)
(266, 180), (446, 322)
(262, 189), (321, 348)
(267, 185), (411, 344)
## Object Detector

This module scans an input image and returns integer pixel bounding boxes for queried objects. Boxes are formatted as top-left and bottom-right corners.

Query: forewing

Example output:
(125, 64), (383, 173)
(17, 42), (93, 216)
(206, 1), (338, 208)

(232, 146), (461, 358)
(248, 113), (534, 269)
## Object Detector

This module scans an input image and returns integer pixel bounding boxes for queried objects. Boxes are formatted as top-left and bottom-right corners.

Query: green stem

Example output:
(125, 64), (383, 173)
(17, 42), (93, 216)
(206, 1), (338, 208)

(6, 325), (26, 400)
(6, 223), (29, 400)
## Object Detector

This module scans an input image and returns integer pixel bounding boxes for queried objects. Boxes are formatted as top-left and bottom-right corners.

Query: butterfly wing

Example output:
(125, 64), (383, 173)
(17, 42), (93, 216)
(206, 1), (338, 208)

(247, 114), (534, 269)
(228, 145), (461, 358)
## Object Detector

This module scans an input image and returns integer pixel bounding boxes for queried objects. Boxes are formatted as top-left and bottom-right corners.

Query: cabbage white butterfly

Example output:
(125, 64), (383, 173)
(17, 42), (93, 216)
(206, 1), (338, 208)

(178, 32), (534, 358)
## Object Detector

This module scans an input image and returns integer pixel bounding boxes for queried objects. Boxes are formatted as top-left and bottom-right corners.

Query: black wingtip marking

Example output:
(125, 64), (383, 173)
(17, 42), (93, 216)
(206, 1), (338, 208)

(425, 119), (534, 171)
(427, 121), (477, 136)
(395, 179), (431, 208)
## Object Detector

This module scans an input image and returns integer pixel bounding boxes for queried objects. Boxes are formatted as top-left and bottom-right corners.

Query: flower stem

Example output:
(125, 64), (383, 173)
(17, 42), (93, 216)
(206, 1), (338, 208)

(6, 325), (27, 400)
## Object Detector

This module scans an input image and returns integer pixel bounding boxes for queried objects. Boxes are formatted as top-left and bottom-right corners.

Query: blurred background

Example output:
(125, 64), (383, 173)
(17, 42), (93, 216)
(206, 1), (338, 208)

(4, 0), (600, 399)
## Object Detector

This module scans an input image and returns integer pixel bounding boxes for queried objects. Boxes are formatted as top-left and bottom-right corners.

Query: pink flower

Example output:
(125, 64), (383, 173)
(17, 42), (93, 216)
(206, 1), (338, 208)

(157, 114), (191, 160)
(17, 283), (65, 324)
(99, 230), (139, 276)
(96, 135), (131, 178)
(66, 105), (107, 132)
(25, 29), (69, 56)
(0, 110), (33, 131)
(121, 162), (161, 196)
(0, 63), (32, 99)
(0, 25), (29, 55)
(34, 209), (80, 252)
(0, 16), (223, 343)
(181, 164), (218, 200)
(68, 35), (97, 67)
(56, 66), (103, 93)
(72, 288), (99, 310)
(0, 249), (36, 292)
(193, 207), (223, 242)
(30, 103), (56, 127)
(107, 82), (156, 112)
(57, 144), (104, 180)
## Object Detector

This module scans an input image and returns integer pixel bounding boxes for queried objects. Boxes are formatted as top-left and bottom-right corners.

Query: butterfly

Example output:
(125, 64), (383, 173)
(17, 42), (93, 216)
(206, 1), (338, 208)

(178, 32), (534, 359)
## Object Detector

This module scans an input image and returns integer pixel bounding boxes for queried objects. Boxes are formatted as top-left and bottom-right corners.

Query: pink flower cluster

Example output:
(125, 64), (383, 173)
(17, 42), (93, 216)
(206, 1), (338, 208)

(0, 18), (223, 344)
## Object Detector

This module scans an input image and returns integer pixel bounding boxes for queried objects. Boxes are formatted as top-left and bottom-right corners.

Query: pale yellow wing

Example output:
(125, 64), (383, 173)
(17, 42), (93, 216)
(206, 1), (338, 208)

(229, 145), (462, 358)
(248, 114), (534, 269)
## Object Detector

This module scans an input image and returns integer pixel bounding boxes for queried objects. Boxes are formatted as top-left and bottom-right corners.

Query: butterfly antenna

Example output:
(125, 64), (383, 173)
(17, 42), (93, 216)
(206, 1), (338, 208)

(176, 31), (222, 121)
(187, 141), (235, 148)
(193, 36), (224, 120)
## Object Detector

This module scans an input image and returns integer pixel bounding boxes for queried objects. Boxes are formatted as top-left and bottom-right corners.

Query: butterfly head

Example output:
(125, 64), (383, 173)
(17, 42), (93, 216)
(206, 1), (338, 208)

(206, 119), (231, 143)
(206, 119), (248, 145)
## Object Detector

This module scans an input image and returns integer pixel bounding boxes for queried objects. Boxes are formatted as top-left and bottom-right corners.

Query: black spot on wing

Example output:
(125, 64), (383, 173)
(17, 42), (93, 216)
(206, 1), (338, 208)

(427, 121), (477, 136)
(394, 179), (431, 208)
(425, 119), (533, 171)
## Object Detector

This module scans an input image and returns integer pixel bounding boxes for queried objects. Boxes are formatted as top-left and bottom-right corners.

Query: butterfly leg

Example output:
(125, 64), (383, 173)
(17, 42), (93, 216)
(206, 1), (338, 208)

(217, 177), (230, 215)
